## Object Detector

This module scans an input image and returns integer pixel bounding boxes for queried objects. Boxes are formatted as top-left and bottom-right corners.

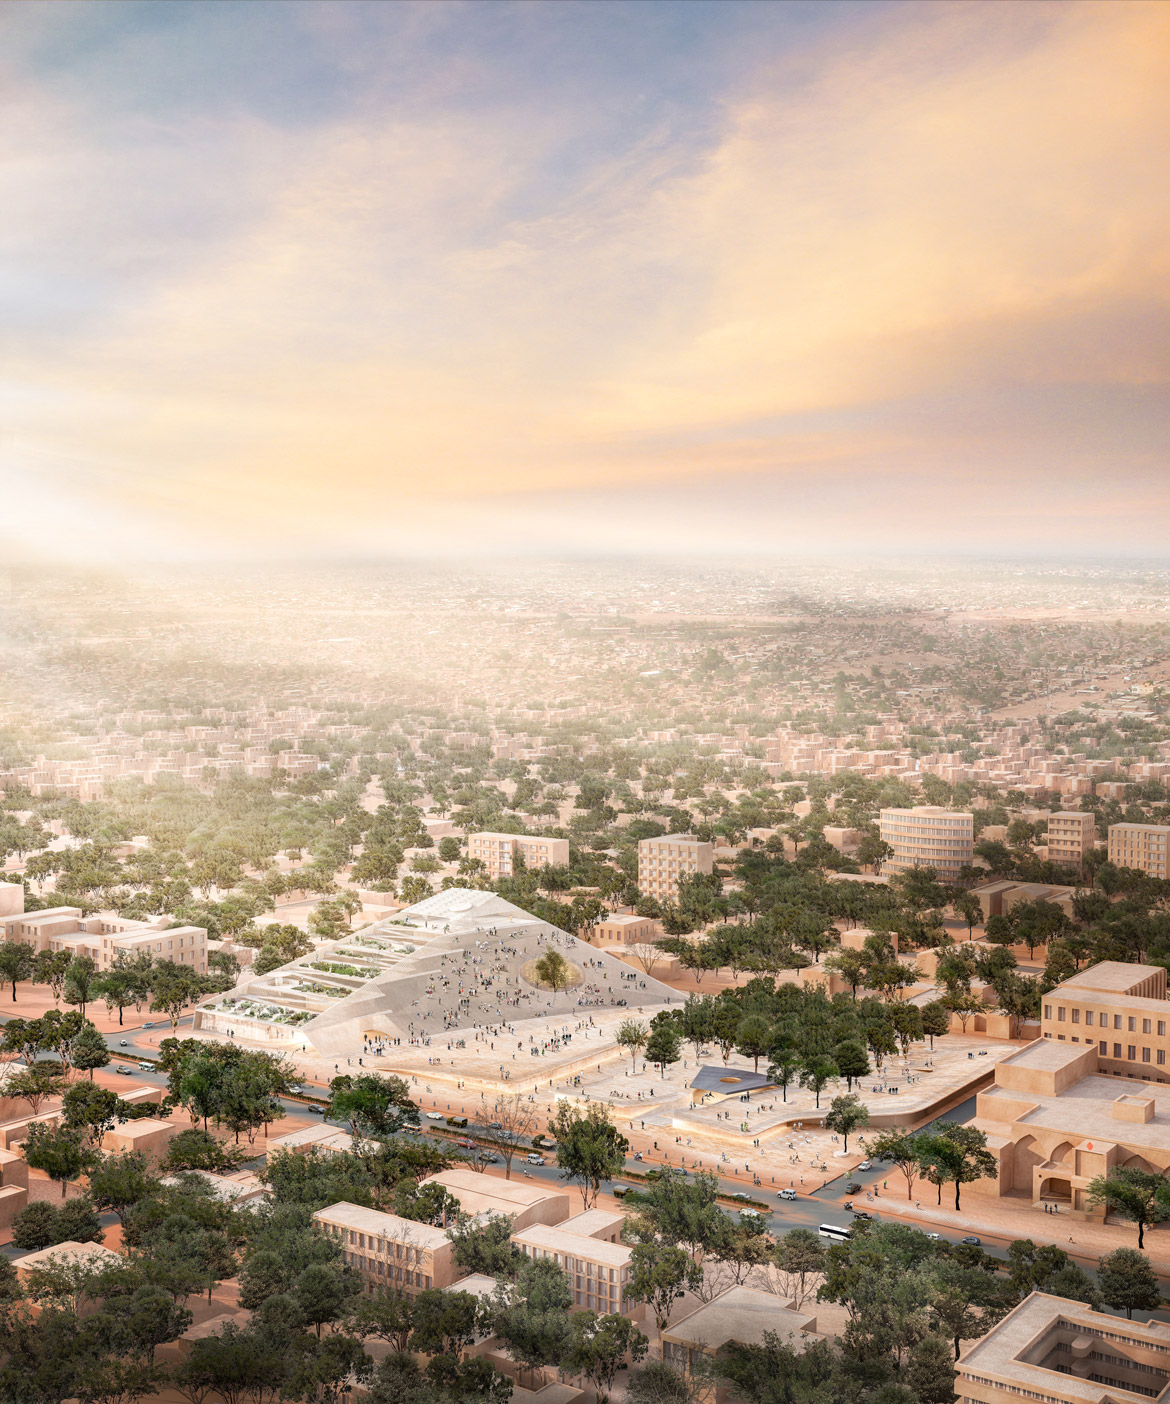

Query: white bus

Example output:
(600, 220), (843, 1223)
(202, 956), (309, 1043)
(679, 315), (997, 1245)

(818, 1223), (852, 1241)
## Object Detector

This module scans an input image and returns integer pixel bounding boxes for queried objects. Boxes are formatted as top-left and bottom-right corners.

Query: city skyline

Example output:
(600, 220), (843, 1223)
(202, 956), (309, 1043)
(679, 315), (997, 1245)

(3, 0), (1168, 563)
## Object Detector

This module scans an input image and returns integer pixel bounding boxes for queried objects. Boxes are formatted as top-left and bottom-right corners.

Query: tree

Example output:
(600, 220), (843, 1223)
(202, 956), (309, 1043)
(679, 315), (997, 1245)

(824, 1094), (870, 1153)
(11, 1200), (60, 1251)
(616, 1019), (649, 1069)
(766, 1048), (801, 1103)
(94, 966), (144, 1028)
(832, 1039), (869, 1091)
(908, 1333), (960, 1404)
(407, 1287), (481, 1356)
(173, 1321), (287, 1404)
(346, 1288), (417, 1352)
(798, 1055), (837, 1109)
(149, 961), (214, 1033)
(560, 1310), (648, 1404)
(921, 1001), (950, 1049)
(929, 1124), (998, 1212)
(292, 1261), (359, 1338)
(23, 1121), (97, 1198)
(5, 1060), (67, 1115)
(448, 1212), (524, 1280)
(626, 1242), (703, 1338)
(864, 1128), (930, 1202)
(285, 1330), (372, 1404)
(1097, 1247), (1162, 1319)
(644, 1020), (681, 1080)
(767, 1228), (825, 1309)
(329, 1073), (418, 1142)
(33, 948), (73, 1006)
(62, 1080), (128, 1148)
(89, 1151), (158, 1225)
(0, 940), (34, 1002)
(549, 1101), (628, 1209)
(734, 1015), (773, 1075)
(71, 1022), (112, 1081)
(63, 955), (98, 1018)
(484, 1091), (538, 1181)
(1086, 1166), (1170, 1249)
(490, 1256), (573, 1375)
(532, 948), (570, 992)
(628, 1361), (704, 1404)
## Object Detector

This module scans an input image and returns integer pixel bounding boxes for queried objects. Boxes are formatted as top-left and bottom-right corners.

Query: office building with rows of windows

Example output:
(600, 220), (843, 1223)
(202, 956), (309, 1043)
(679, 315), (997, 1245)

(1108, 822), (1170, 879)
(637, 833), (714, 902)
(879, 806), (973, 882)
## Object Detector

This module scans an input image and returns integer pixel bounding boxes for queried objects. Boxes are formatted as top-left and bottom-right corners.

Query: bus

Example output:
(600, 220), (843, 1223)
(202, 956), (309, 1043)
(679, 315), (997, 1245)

(818, 1223), (853, 1241)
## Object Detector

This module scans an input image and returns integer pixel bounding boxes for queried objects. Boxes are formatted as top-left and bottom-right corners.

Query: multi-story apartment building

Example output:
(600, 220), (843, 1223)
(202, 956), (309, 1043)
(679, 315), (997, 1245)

(879, 806), (973, 882)
(1046, 810), (1098, 874)
(511, 1219), (640, 1318)
(312, 1202), (455, 1294)
(958, 1291), (1170, 1404)
(0, 887), (207, 972)
(1041, 961), (1170, 1080)
(637, 834), (714, 903)
(466, 832), (570, 879)
(1108, 822), (1170, 879)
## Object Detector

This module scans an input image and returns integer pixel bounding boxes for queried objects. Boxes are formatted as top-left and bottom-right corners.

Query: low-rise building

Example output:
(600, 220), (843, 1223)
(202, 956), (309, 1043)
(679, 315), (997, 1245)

(661, 1286), (823, 1383)
(590, 914), (658, 948)
(418, 1167), (570, 1232)
(1041, 961), (1170, 1080)
(0, 887), (206, 972)
(467, 833), (570, 879)
(637, 834), (714, 903)
(511, 1221), (639, 1318)
(1108, 823), (1170, 879)
(312, 1202), (456, 1294)
(958, 1290), (1170, 1404)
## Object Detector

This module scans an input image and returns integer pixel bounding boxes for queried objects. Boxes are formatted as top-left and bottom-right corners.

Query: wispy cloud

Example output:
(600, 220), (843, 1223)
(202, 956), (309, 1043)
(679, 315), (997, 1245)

(1, 0), (1167, 559)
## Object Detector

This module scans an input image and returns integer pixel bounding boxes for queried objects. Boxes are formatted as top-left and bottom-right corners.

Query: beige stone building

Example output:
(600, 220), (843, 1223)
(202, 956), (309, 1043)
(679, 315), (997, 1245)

(1046, 811), (1098, 874)
(879, 807), (973, 882)
(418, 1167), (571, 1232)
(958, 1291), (1170, 1404)
(0, 887), (207, 973)
(467, 833), (570, 879)
(662, 1286), (823, 1385)
(312, 1202), (456, 1294)
(1108, 822), (1170, 879)
(637, 834), (714, 903)
(590, 914), (659, 948)
(1041, 962), (1170, 1080)
(511, 1219), (640, 1318)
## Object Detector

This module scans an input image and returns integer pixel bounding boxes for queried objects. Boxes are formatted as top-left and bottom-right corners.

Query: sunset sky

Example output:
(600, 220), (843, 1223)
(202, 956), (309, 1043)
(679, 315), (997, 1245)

(2, 0), (1168, 562)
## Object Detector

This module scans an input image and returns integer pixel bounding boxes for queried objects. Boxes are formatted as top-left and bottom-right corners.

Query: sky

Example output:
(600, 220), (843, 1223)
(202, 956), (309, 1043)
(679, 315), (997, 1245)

(1, 0), (1168, 564)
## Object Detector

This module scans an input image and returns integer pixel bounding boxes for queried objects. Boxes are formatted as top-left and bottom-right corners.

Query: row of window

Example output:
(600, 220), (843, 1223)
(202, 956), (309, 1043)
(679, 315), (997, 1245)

(348, 1252), (431, 1289)
(1046, 1032), (1167, 1064)
(1046, 1005), (1167, 1035)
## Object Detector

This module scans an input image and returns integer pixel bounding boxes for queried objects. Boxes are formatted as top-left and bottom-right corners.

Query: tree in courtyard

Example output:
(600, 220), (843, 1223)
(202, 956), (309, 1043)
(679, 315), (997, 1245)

(625, 1241), (703, 1339)
(921, 1001), (950, 1049)
(798, 1055), (838, 1109)
(644, 1019), (682, 1080)
(1097, 1247), (1162, 1319)
(734, 1015), (773, 1075)
(832, 1039), (870, 1091)
(616, 1019), (649, 1069)
(823, 1094), (870, 1153)
(23, 1121), (97, 1198)
(1086, 1166), (1170, 1249)
(4, 1061), (67, 1116)
(549, 1100), (628, 1209)
(766, 1047), (802, 1103)
(560, 1310), (648, 1404)
(533, 948), (570, 992)
(489, 1255), (574, 1376)
(0, 941), (34, 1002)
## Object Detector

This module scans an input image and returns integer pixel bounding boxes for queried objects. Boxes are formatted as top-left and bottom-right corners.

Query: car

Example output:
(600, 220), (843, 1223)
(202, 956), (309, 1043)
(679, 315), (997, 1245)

(488, 1121), (503, 1130)
(611, 1185), (630, 1199)
(456, 1138), (476, 1149)
(858, 1161), (872, 1171)
(425, 1112), (444, 1121)
(115, 1066), (132, 1075)
(446, 1116), (469, 1128)
(730, 1191), (752, 1201)
(926, 1233), (941, 1240)
(961, 1236), (982, 1246)
(851, 1210), (873, 1221)
(526, 1154), (546, 1165)
(740, 1208), (763, 1220)
(142, 1022), (155, 1029)
(778, 1188), (797, 1200)
(119, 1040), (129, 1047)
(479, 1152), (500, 1164)
(844, 1181), (862, 1195)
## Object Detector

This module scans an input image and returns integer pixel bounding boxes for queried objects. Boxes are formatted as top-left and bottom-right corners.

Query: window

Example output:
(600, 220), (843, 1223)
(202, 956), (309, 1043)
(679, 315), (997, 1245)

(1129, 1017), (1137, 1033)
(1115, 1015), (1123, 1030)
(1044, 1004), (1052, 1020)
(1115, 1044), (1123, 1057)
(1159, 1022), (1166, 1037)
(1072, 1009), (1080, 1024)
(1058, 1008), (1066, 1022)
(1086, 1011), (1094, 1027)
(1100, 1041), (1108, 1055)
(1129, 1045), (1137, 1060)
(1158, 1051), (1165, 1066)
(1143, 1048), (1152, 1063)
(1145, 1019), (1153, 1034)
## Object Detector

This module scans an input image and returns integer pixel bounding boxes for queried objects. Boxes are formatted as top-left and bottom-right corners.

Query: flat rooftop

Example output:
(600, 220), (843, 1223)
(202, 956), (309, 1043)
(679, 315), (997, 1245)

(1000, 1040), (1090, 1073)
(1053, 962), (1164, 995)
(312, 1202), (450, 1250)
(512, 1223), (633, 1269)
(665, 1286), (820, 1352)
(422, 1168), (568, 1217)
(981, 1074), (1170, 1152)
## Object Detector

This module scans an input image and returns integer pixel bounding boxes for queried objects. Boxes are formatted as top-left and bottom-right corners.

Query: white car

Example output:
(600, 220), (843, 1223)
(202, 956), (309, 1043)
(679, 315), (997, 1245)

(425, 1112), (444, 1121)
(858, 1161), (872, 1171)
(778, 1188), (797, 1200)
(740, 1208), (763, 1220)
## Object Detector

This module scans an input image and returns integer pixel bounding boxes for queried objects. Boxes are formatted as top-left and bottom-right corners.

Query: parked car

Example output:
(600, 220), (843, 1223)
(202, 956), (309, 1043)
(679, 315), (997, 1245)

(730, 1191), (752, 1201)
(611, 1185), (630, 1199)
(778, 1188), (798, 1201)
(526, 1153), (546, 1165)
(926, 1232), (941, 1240)
(446, 1116), (468, 1128)
(961, 1236), (982, 1246)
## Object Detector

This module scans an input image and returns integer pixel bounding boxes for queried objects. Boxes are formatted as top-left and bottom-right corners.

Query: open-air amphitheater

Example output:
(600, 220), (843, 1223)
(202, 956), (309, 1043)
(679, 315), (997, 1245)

(193, 889), (681, 1088)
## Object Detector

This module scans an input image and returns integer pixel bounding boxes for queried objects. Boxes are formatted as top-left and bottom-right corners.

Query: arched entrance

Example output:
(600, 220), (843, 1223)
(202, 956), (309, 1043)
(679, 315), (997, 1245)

(1039, 1177), (1072, 1203)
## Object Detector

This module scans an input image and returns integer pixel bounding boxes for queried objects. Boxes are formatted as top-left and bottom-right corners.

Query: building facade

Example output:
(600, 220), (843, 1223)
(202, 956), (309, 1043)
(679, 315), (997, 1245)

(1046, 811), (1098, 874)
(466, 832), (570, 879)
(879, 806), (974, 882)
(637, 834), (714, 903)
(958, 1291), (1170, 1404)
(1108, 823), (1170, 879)
(312, 1202), (456, 1294)
(1041, 962), (1170, 1080)
(511, 1220), (640, 1319)
(0, 888), (207, 972)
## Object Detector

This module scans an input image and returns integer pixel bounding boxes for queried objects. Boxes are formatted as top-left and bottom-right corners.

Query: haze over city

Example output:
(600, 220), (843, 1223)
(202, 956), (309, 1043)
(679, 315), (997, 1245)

(2, 4), (1170, 1404)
